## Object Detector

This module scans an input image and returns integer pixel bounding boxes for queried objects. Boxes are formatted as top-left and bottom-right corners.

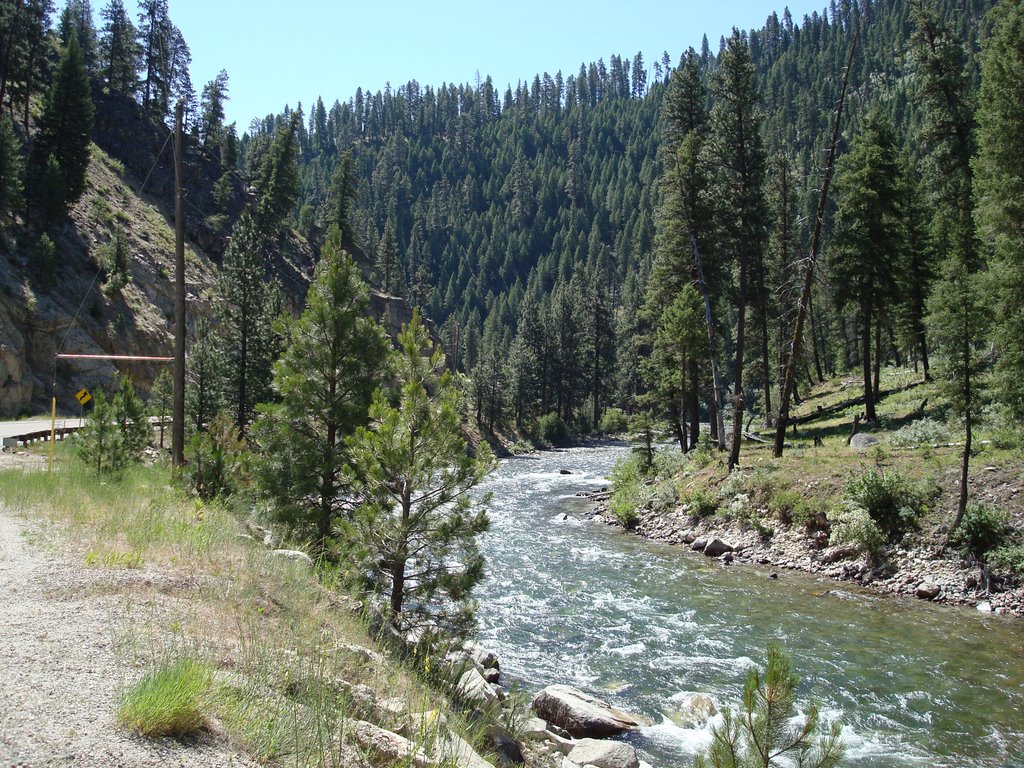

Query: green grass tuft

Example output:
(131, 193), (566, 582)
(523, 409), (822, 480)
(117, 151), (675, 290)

(118, 658), (213, 737)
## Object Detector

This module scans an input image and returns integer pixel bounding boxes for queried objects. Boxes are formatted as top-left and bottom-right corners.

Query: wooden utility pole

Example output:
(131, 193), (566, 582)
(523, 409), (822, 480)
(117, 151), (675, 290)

(172, 100), (186, 467)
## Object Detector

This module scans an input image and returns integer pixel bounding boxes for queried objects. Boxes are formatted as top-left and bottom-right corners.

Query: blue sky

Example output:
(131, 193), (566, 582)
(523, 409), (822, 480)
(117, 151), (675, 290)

(112, 0), (828, 130)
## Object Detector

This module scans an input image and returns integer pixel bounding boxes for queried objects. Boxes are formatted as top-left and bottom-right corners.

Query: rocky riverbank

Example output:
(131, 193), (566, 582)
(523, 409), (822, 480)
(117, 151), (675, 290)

(584, 491), (1024, 619)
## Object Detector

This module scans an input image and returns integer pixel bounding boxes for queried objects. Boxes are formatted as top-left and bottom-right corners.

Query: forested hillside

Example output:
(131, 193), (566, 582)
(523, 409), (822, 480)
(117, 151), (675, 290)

(237, 0), (996, 443)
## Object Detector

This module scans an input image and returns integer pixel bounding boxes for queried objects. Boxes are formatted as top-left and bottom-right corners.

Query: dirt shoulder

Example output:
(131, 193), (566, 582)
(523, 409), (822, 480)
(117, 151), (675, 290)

(0, 507), (254, 768)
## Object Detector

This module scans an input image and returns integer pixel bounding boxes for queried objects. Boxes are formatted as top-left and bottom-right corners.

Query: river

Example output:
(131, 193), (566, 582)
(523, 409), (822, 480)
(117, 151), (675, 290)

(473, 443), (1024, 767)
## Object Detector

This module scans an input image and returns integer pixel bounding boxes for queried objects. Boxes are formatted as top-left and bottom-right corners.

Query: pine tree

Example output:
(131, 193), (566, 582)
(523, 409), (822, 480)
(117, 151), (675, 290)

(255, 111), (301, 234)
(347, 310), (494, 638)
(99, 0), (139, 98)
(694, 644), (845, 768)
(31, 29), (94, 215)
(215, 211), (282, 437)
(974, 0), (1024, 422)
(113, 374), (151, 459)
(0, 113), (23, 221)
(58, 1), (98, 76)
(330, 149), (358, 245)
(76, 389), (127, 474)
(830, 109), (905, 423)
(186, 318), (224, 433)
(255, 226), (391, 551)
(912, 4), (986, 534)
(642, 285), (705, 451)
(149, 369), (171, 449)
(708, 30), (768, 470)
(138, 0), (171, 118)
(199, 69), (229, 148)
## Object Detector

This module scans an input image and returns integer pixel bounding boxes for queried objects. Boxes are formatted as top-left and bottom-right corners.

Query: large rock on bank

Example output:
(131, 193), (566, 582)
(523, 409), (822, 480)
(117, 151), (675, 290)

(567, 738), (641, 768)
(532, 684), (648, 738)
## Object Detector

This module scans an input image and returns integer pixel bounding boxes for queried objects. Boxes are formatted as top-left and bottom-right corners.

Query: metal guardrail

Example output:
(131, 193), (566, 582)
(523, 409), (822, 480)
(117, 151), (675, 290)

(2, 426), (82, 450)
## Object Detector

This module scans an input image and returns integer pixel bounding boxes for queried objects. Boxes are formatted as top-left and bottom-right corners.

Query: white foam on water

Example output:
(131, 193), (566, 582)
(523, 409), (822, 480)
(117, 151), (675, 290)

(639, 713), (718, 754)
(606, 642), (647, 657)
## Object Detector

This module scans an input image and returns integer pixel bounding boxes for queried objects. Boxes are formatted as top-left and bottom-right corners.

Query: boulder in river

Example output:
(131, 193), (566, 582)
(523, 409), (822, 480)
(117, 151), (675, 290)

(916, 582), (941, 600)
(703, 538), (733, 557)
(690, 538), (708, 552)
(567, 738), (640, 768)
(670, 693), (718, 728)
(532, 684), (649, 738)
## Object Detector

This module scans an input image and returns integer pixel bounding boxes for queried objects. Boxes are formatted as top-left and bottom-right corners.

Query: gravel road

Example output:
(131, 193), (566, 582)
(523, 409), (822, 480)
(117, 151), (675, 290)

(0, 508), (253, 767)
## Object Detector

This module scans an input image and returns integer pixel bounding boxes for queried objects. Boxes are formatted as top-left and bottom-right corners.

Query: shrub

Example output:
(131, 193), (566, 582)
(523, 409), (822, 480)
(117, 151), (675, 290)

(686, 487), (719, 518)
(828, 502), (887, 562)
(598, 407), (628, 434)
(889, 418), (951, 448)
(609, 454), (644, 528)
(627, 412), (657, 474)
(537, 412), (568, 447)
(118, 658), (213, 737)
(843, 468), (926, 538)
(689, 436), (718, 468)
(184, 412), (247, 500)
(769, 489), (803, 524)
(989, 545), (1024, 574)
(950, 504), (1012, 561)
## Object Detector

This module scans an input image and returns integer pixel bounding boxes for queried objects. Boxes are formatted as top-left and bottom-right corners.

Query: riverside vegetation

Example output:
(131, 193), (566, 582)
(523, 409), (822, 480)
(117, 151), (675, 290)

(600, 368), (1024, 617)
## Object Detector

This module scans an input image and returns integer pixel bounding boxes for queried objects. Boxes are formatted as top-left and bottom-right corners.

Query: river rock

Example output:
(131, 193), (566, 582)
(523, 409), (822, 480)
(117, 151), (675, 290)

(690, 538), (708, 552)
(487, 726), (526, 767)
(437, 730), (492, 768)
(916, 582), (941, 600)
(457, 667), (500, 710)
(671, 693), (717, 728)
(560, 469), (573, 474)
(339, 643), (385, 666)
(348, 719), (432, 767)
(464, 641), (500, 670)
(532, 684), (649, 738)
(849, 433), (880, 449)
(567, 738), (641, 768)
(271, 549), (314, 569)
(703, 538), (733, 557)
(821, 544), (860, 564)
(521, 717), (551, 740)
(977, 601), (993, 613)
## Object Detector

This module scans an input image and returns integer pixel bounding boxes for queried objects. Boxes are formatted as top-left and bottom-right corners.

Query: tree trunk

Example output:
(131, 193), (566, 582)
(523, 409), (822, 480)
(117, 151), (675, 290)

(872, 312), (882, 405)
(691, 232), (726, 450)
(809, 291), (826, 382)
(729, 258), (749, 471)
(689, 359), (700, 451)
(862, 305), (876, 421)
(761, 303), (773, 427)
(920, 327), (931, 382)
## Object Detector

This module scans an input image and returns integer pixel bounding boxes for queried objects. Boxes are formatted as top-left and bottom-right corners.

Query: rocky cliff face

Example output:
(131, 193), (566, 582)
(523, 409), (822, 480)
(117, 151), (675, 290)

(1, 101), (413, 418)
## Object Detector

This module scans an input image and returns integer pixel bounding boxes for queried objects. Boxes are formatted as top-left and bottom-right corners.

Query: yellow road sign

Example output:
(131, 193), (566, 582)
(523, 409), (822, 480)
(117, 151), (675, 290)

(75, 388), (92, 406)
